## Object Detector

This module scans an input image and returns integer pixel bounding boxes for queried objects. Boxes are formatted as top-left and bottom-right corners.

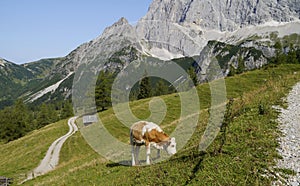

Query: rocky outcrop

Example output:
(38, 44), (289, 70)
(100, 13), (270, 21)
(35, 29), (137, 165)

(136, 0), (300, 58)
(196, 41), (268, 82)
(53, 0), (300, 71)
(0, 58), (7, 67)
(54, 17), (140, 73)
(141, 0), (299, 31)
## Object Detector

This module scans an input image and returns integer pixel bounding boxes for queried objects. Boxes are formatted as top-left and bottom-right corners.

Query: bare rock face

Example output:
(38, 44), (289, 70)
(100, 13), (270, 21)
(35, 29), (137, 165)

(142, 0), (299, 31)
(76, 17), (139, 66)
(0, 58), (7, 67)
(196, 41), (268, 82)
(62, 0), (300, 68)
(36, 0), (300, 77)
(3, 0), (300, 105)
(54, 17), (141, 73)
(135, 0), (300, 57)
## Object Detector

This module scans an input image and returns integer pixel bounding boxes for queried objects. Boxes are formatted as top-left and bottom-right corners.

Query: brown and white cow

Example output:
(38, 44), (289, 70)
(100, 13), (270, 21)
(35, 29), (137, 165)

(130, 121), (176, 166)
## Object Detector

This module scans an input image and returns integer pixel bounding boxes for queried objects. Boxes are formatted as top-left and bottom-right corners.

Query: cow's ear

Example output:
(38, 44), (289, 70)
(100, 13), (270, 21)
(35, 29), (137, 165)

(170, 137), (176, 143)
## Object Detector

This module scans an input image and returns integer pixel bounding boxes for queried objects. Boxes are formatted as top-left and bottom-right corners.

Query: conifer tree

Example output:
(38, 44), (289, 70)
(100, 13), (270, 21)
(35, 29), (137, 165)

(138, 71), (152, 100)
(287, 44), (298, 64)
(187, 67), (198, 87)
(95, 71), (113, 111)
(13, 99), (30, 135)
(36, 103), (51, 128)
(274, 41), (287, 64)
(60, 101), (74, 119)
(154, 79), (169, 96)
(236, 55), (245, 74)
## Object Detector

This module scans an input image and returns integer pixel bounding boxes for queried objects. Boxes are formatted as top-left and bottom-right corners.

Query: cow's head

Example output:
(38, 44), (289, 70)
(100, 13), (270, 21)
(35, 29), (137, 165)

(165, 137), (176, 155)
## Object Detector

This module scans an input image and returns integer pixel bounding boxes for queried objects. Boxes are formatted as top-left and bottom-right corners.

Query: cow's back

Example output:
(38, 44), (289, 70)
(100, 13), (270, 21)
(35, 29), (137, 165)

(131, 121), (169, 145)
(130, 121), (147, 144)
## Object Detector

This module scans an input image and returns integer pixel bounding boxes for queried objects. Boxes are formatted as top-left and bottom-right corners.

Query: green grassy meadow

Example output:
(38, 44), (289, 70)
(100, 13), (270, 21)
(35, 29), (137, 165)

(1, 64), (300, 185)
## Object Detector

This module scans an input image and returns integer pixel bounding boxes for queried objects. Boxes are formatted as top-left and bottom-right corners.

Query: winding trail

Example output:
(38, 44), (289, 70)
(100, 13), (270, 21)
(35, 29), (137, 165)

(273, 82), (300, 186)
(23, 117), (78, 183)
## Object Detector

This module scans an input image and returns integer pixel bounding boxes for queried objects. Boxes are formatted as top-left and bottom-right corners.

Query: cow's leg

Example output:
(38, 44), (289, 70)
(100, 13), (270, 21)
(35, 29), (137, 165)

(146, 144), (151, 165)
(131, 145), (136, 166)
(135, 146), (140, 165)
(157, 149), (161, 159)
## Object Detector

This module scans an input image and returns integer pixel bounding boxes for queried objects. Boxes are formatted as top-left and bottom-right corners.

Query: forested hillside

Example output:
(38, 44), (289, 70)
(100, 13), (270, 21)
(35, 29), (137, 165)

(0, 100), (73, 143)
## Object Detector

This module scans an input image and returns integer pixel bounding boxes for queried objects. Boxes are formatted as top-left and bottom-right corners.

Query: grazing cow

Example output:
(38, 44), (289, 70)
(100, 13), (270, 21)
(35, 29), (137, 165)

(130, 121), (176, 166)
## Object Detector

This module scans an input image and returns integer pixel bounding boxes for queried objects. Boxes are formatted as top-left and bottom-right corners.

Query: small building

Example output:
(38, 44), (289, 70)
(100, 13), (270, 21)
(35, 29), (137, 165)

(83, 115), (98, 126)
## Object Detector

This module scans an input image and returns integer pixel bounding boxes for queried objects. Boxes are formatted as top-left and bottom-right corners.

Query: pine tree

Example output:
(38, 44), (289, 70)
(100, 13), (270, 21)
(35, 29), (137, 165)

(287, 44), (298, 64)
(236, 55), (245, 74)
(129, 89), (139, 101)
(60, 101), (74, 119)
(188, 67), (198, 87)
(138, 71), (152, 100)
(274, 41), (282, 53)
(228, 65), (236, 76)
(48, 104), (59, 123)
(95, 71), (113, 111)
(0, 100), (30, 142)
(13, 99), (30, 135)
(154, 79), (169, 96)
(273, 41), (287, 64)
(36, 103), (51, 128)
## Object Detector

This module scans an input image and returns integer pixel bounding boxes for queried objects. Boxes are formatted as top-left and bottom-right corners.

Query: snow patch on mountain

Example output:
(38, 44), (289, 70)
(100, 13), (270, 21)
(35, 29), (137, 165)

(148, 47), (185, 60)
(27, 72), (74, 103)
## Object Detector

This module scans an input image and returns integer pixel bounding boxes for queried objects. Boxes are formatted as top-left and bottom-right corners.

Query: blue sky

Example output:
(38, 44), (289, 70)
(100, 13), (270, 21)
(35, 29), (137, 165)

(0, 0), (152, 64)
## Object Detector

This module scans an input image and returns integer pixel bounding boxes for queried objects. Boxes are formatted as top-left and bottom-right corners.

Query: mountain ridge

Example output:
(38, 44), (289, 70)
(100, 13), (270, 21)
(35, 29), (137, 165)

(142, 0), (300, 31)
(1, 0), (300, 107)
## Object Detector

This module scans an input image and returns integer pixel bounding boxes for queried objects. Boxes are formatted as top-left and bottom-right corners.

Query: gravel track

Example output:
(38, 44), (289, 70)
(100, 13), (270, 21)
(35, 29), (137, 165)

(22, 117), (78, 183)
(273, 82), (300, 186)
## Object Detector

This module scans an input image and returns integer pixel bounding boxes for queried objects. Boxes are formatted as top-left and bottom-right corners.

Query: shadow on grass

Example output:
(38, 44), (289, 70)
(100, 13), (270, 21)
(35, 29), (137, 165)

(106, 160), (131, 167)
(184, 156), (205, 185)
(106, 150), (206, 170)
(169, 149), (207, 185)
(106, 154), (167, 168)
(169, 148), (207, 162)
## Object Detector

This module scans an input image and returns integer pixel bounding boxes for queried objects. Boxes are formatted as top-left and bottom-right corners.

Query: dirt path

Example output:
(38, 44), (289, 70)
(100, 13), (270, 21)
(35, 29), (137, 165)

(22, 117), (78, 183)
(273, 82), (300, 185)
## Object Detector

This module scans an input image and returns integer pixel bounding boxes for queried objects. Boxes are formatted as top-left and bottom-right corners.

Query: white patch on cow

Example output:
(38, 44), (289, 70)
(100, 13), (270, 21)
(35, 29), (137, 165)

(142, 122), (163, 136)
(166, 137), (177, 155)
(135, 139), (145, 144)
(150, 142), (164, 150)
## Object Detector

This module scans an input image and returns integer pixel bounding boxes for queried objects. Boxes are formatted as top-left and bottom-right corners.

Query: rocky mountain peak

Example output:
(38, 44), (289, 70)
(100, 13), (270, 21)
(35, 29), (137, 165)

(115, 17), (129, 26)
(142, 0), (300, 31)
(59, 16), (140, 71)
(135, 0), (300, 59)
(100, 17), (134, 40)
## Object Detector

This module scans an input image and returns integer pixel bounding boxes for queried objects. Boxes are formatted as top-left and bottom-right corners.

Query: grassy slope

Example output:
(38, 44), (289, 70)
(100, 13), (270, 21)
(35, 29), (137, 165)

(0, 120), (69, 183)
(1, 64), (300, 185)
